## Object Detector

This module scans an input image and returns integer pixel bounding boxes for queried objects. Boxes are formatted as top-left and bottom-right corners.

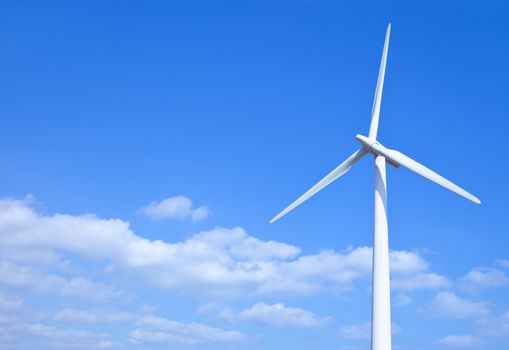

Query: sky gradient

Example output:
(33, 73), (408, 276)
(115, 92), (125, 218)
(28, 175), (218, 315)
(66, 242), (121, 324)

(0, 1), (508, 349)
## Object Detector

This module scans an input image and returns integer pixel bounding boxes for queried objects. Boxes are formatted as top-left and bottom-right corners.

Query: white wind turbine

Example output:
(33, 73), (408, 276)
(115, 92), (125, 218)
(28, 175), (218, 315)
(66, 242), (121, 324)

(269, 24), (480, 350)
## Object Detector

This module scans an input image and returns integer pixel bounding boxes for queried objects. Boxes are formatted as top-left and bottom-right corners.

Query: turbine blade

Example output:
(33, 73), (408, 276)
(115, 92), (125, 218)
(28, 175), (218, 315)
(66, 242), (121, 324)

(376, 146), (481, 204)
(270, 148), (368, 223)
(368, 23), (391, 139)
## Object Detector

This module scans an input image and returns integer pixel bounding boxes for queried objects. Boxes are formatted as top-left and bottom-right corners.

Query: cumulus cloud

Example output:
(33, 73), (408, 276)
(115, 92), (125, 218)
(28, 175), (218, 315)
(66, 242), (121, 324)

(0, 198), (447, 298)
(0, 196), (500, 348)
(129, 315), (243, 345)
(389, 250), (428, 273)
(386, 250), (450, 291)
(421, 291), (489, 319)
(460, 268), (509, 292)
(221, 302), (329, 328)
(436, 335), (479, 347)
(140, 196), (210, 221)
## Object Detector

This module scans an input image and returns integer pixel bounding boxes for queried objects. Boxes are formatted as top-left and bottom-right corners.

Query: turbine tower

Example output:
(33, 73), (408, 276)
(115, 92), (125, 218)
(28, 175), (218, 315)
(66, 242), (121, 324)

(269, 24), (480, 350)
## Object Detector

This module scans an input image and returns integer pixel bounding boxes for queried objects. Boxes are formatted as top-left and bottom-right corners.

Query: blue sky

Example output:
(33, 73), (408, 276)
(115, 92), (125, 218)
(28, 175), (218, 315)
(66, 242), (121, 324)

(0, 0), (508, 349)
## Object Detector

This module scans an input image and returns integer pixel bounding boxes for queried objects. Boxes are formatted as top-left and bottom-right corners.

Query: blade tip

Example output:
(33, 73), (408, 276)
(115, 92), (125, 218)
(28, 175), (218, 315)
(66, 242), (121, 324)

(468, 195), (481, 205)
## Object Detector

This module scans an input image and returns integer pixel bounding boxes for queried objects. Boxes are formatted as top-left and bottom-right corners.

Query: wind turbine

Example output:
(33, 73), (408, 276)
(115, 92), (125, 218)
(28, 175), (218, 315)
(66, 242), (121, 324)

(269, 24), (480, 350)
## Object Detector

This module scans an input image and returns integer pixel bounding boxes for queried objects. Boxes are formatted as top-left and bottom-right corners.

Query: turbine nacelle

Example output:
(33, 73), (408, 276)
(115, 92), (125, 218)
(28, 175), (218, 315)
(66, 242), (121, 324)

(356, 134), (400, 168)
(355, 134), (379, 154)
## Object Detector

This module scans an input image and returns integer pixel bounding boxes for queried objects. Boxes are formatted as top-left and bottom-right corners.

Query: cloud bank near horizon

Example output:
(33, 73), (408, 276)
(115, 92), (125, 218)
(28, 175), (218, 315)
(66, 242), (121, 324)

(0, 196), (506, 349)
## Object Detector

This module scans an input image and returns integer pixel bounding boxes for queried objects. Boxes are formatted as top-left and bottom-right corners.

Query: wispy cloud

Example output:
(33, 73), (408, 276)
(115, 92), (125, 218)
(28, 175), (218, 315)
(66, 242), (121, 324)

(339, 322), (400, 340)
(391, 271), (451, 291)
(421, 291), (489, 319)
(140, 195), (211, 221)
(0, 319), (113, 349)
(393, 293), (413, 307)
(0, 292), (24, 310)
(129, 315), (244, 345)
(459, 267), (509, 292)
(220, 302), (329, 328)
(0, 261), (121, 303)
(0, 294), (241, 349)
(339, 322), (371, 340)
(477, 309), (509, 338)
(52, 308), (132, 323)
(496, 259), (509, 268)
(436, 334), (480, 347)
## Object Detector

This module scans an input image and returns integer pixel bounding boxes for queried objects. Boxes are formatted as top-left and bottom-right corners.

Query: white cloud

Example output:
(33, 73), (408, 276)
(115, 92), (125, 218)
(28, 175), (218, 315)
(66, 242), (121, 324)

(391, 272), (451, 291)
(50, 308), (249, 346)
(140, 196), (210, 221)
(389, 250), (428, 273)
(339, 322), (370, 340)
(1, 196), (502, 348)
(422, 291), (489, 319)
(196, 302), (223, 316)
(460, 268), (509, 292)
(436, 335), (479, 347)
(388, 250), (450, 291)
(339, 322), (400, 340)
(391, 323), (401, 335)
(53, 308), (132, 323)
(0, 292), (23, 310)
(0, 198), (447, 298)
(0, 261), (121, 302)
(496, 259), (509, 268)
(477, 309), (509, 338)
(129, 315), (244, 345)
(221, 302), (329, 328)
(393, 293), (413, 307)
(23, 323), (104, 340)
(0, 321), (113, 349)
(0, 293), (242, 349)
